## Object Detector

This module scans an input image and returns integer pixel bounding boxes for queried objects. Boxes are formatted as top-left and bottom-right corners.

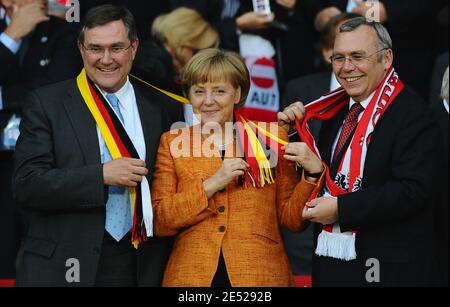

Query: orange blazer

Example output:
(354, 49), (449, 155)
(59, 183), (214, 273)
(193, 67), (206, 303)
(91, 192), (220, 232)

(151, 124), (322, 287)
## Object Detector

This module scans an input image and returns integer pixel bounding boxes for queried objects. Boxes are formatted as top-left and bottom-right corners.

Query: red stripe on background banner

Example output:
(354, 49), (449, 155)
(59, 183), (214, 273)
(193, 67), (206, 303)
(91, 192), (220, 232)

(0, 279), (15, 287)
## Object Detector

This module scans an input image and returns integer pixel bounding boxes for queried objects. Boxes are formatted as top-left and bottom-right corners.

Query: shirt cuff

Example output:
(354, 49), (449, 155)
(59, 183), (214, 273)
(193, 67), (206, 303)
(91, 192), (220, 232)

(0, 32), (21, 54)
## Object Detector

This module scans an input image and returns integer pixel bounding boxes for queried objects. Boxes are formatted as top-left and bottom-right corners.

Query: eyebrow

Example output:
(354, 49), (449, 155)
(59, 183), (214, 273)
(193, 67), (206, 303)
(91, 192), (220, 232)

(86, 42), (127, 48)
(333, 50), (368, 55)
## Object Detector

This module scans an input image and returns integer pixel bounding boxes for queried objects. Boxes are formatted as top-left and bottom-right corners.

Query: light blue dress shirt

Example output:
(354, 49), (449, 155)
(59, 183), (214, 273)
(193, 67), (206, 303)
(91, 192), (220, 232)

(0, 15), (22, 110)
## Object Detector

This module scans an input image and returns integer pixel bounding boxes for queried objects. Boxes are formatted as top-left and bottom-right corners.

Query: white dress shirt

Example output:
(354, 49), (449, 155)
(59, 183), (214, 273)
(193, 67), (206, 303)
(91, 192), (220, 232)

(330, 72), (341, 92)
(331, 91), (375, 161)
(346, 0), (359, 12)
(95, 77), (146, 162)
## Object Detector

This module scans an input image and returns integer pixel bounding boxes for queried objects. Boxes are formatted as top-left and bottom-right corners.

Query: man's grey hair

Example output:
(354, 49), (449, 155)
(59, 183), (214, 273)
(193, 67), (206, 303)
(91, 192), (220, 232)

(340, 17), (392, 61)
(441, 66), (449, 102)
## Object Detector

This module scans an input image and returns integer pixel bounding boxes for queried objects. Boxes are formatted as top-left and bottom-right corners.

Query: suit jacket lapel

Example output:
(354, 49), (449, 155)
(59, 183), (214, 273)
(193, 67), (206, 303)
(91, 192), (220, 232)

(63, 80), (101, 165)
(133, 83), (161, 177)
(312, 72), (332, 99)
(318, 104), (348, 169)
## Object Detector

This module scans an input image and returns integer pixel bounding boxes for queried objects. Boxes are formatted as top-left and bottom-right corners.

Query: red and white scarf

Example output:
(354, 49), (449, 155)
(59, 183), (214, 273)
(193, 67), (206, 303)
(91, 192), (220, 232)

(296, 67), (404, 260)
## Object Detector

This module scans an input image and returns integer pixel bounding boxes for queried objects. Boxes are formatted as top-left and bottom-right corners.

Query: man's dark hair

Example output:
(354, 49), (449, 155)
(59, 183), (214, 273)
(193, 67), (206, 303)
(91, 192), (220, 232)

(78, 4), (138, 44)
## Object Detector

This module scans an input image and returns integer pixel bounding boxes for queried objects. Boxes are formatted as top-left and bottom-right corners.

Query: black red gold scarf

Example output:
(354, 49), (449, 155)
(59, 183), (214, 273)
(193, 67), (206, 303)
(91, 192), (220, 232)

(77, 69), (152, 249)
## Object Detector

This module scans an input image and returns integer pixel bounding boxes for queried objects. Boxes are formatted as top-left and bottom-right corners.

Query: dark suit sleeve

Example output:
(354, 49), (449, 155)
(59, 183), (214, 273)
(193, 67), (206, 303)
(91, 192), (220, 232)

(12, 91), (105, 212)
(337, 101), (441, 231)
(0, 42), (19, 85)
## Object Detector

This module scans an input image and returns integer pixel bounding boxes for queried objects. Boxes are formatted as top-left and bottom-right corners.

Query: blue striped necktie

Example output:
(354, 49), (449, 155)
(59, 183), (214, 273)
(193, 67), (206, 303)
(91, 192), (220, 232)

(103, 94), (132, 241)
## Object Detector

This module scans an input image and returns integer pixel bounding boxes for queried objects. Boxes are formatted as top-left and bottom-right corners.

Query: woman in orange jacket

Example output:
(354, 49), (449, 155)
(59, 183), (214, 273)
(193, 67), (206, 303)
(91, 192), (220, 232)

(151, 48), (324, 287)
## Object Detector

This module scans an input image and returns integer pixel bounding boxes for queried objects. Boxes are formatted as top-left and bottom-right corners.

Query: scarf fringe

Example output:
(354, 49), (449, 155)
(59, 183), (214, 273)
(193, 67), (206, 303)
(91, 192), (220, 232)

(315, 230), (357, 261)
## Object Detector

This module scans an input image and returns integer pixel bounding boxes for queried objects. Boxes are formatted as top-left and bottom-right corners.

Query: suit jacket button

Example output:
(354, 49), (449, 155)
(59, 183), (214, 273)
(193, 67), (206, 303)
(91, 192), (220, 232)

(218, 226), (226, 233)
(41, 36), (48, 43)
(218, 206), (225, 213)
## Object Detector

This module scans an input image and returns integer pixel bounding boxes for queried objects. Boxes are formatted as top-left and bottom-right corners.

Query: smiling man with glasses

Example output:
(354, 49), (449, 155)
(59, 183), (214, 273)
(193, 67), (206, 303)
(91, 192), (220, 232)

(279, 17), (442, 286)
(330, 20), (392, 103)
(13, 4), (174, 287)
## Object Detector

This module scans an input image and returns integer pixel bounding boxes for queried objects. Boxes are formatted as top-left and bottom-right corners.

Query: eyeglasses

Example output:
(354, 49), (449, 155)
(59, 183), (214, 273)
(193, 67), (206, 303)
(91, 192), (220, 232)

(82, 42), (134, 56)
(330, 48), (388, 67)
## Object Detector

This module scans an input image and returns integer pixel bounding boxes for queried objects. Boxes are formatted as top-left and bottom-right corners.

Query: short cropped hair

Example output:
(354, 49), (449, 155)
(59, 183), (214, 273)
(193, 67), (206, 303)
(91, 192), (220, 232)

(78, 4), (137, 44)
(340, 17), (392, 61)
(181, 48), (250, 108)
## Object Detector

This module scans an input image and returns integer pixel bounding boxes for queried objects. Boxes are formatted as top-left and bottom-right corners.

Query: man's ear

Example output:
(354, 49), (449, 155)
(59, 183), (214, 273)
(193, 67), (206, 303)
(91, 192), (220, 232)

(322, 48), (333, 64)
(77, 40), (85, 58)
(383, 49), (393, 70)
(131, 38), (139, 60)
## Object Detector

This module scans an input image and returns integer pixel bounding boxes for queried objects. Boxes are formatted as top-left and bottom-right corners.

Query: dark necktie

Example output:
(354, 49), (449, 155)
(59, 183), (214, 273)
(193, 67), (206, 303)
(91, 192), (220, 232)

(332, 103), (365, 164)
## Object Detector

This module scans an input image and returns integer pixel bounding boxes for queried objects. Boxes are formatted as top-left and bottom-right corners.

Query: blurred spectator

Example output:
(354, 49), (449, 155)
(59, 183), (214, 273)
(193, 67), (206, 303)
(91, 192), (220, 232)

(134, 7), (219, 126)
(430, 52), (449, 107)
(0, 0), (81, 280)
(171, 1), (319, 86)
(430, 66), (449, 287)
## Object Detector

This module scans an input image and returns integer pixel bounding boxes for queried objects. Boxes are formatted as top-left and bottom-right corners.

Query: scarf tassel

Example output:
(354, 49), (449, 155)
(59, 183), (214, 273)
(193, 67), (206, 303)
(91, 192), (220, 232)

(315, 230), (357, 261)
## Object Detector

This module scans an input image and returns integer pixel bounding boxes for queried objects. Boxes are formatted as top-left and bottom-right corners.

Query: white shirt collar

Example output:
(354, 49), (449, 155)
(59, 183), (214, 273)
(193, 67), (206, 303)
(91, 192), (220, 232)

(330, 72), (341, 92)
(443, 99), (449, 114)
(0, 8), (5, 20)
(96, 76), (132, 110)
(5, 14), (10, 26)
(346, 0), (358, 12)
(349, 91), (375, 111)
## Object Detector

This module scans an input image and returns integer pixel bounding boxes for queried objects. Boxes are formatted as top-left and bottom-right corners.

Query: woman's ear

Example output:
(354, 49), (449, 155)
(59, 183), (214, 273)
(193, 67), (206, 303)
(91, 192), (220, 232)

(235, 86), (242, 105)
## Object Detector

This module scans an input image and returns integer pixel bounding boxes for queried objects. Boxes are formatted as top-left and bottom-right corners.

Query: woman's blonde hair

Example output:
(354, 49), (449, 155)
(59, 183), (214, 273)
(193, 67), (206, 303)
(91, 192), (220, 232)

(152, 7), (219, 67)
(181, 48), (250, 108)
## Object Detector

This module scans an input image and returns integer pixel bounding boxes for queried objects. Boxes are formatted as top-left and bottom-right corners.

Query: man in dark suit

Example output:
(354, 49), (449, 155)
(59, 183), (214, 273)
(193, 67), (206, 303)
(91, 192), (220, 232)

(280, 12), (359, 280)
(0, 0), (81, 280)
(279, 17), (441, 286)
(13, 4), (173, 287)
